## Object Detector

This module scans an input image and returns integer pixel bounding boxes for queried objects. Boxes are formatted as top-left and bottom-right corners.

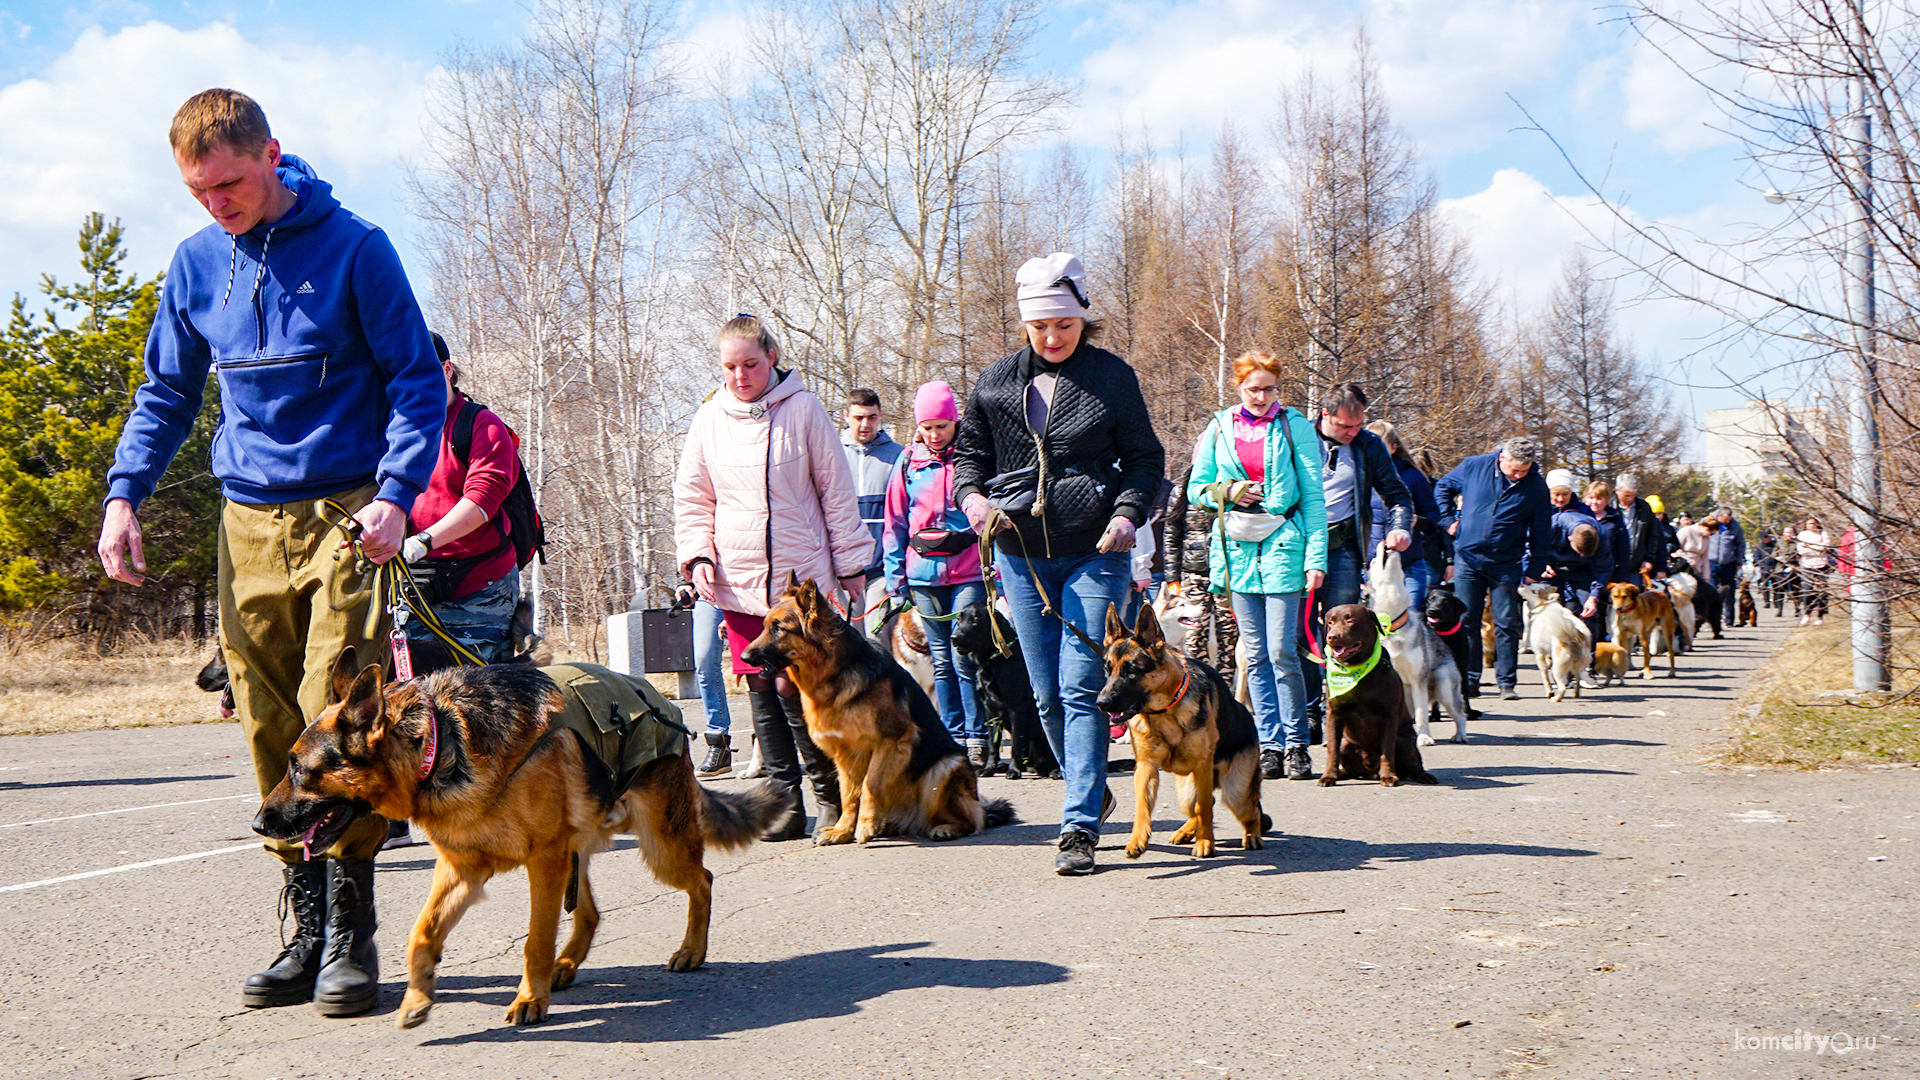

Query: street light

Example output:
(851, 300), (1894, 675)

(1762, 0), (1891, 693)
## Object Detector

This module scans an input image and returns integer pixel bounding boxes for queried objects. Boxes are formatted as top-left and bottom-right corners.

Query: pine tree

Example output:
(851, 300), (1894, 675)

(0, 214), (219, 644)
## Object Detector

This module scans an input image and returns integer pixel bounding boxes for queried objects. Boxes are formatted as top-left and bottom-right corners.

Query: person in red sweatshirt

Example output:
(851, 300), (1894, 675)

(396, 332), (522, 663)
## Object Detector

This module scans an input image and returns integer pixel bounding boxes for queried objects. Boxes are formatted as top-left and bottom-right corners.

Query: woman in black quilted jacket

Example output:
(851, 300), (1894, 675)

(952, 253), (1166, 876)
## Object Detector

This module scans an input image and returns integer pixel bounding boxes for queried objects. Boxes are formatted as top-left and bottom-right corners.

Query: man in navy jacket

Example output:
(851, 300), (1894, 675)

(1435, 436), (1554, 700)
(96, 89), (443, 1017)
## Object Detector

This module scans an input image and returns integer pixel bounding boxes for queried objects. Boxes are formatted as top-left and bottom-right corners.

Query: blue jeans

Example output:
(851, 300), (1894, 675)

(995, 549), (1128, 836)
(1300, 537), (1364, 716)
(693, 599), (731, 735)
(1403, 559), (1430, 615)
(1230, 591), (1308, 750)
(910, 582), (986, 745)
(400, 568), (519, 664)
(1455, 559), (1522, 690)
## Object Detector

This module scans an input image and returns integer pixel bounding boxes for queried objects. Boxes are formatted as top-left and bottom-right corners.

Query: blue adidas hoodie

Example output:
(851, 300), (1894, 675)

(107, 155), (444, 511)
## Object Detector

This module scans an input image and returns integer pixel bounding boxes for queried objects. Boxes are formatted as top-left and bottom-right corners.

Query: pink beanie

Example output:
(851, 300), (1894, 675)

(914, 380), (959, 423)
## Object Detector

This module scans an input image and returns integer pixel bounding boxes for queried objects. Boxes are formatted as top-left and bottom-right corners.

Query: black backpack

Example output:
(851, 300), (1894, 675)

(450, 397), (547, 569)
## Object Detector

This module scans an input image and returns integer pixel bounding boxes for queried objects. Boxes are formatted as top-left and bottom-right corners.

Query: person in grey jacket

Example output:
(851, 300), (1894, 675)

(1299, 382), (1413, 732)
(842, 387), (904, 632)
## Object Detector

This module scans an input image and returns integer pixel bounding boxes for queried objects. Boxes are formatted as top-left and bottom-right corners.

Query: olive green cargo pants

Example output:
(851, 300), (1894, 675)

(218, 484), (391, 864)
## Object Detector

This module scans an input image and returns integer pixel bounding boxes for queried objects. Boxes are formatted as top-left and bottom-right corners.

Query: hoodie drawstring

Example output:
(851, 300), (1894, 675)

(219, 228), (276, 310)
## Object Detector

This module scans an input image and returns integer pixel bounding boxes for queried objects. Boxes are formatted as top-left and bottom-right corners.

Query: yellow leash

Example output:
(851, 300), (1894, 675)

(317, 498), (486, 668)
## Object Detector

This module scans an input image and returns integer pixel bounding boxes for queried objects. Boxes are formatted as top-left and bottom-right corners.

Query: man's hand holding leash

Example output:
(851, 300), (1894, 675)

(344, 500), (408, 564)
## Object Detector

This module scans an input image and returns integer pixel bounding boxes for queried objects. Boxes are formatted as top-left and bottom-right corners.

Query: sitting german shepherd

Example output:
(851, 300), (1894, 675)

(254, 649), (787, 1028)
(742, 574), (1014, 845)
(1096, 603), (1267, 859)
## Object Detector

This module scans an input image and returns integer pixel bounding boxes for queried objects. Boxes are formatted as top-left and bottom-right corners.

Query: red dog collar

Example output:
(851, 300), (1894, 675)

(1428, 616), (1463, 636)
(419, 698), (441, 781)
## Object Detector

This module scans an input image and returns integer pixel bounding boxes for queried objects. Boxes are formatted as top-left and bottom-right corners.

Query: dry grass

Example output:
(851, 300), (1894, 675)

(1720, 618), (1920, 769)
(0, 638), (222, 737)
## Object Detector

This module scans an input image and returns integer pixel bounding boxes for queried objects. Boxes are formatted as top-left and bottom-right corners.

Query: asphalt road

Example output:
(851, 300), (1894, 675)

(1, 619), (1913, 1079)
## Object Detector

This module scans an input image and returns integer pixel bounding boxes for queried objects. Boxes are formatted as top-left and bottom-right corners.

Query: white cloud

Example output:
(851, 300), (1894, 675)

(0, 21), (430, 304)
(1440, 167), (1791, 427)
(1071, 0), (1589, 154)
(1620, 29), (1733, 154)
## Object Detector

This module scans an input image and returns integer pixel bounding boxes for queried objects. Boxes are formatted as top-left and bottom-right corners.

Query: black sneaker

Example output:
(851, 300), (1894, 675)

(1260, 748), (1284, 779)
(1100, 788), (1116, 825)
(1055, 829), (1096, 875)
(1284, 745), (1314, 780)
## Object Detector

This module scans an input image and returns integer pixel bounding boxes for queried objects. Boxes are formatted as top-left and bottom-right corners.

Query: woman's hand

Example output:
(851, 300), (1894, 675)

(1233, 481), (1262, 508)
(691, 560), (717, 604)
(963, 493), (993, 532)
(1581, 595), (1599, 619)
(839, 575), (867, 606)
(1097, 516), (1136, 553)
(1306, 569), (1325, 591)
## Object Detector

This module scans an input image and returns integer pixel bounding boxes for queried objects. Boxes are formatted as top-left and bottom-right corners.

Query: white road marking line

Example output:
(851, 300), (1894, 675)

(0, 843), (257, 893)
(0, 793), (256, 830)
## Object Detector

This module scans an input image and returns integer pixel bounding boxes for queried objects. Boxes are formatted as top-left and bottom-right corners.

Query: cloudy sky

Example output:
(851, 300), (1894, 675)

(0, 0), (1789, 429)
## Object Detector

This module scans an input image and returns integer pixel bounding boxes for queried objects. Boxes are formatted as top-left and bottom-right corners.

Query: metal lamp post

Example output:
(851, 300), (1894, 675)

(1843, 0), (1890, 692)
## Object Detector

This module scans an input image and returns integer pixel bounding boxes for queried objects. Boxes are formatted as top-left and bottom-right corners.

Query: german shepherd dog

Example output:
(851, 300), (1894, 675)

(1318, 604), (1438, 787)
(1736, 581), (1759, 627)
(742, 574), (1015, 845)
(1096, 603), (1266, 858)
(254, 649), (787, 1028)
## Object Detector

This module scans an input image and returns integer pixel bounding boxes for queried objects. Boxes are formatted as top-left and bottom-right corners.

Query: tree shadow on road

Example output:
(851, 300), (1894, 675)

(0, 773), (235, 790)
(1453, 734), (1661, 748)
(1424, 764), (1632, 789)
(1101, 827), (1599, 880)
(414, 941), (1069, 1046)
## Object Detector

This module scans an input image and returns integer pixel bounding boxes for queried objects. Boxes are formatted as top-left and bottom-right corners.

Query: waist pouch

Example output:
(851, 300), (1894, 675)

(986, 466), (1038, 517)
(1223, 510), (1290, 543)
(406, 552), (495, 605)
(911, 528), (979, 556)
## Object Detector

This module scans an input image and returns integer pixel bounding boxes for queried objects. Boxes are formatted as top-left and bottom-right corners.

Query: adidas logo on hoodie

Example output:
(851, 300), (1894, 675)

(296, 281), (315, 294)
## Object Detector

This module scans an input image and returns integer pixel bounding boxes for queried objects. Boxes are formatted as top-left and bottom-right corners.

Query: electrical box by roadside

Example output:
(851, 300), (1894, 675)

(606, 607), (697, 699)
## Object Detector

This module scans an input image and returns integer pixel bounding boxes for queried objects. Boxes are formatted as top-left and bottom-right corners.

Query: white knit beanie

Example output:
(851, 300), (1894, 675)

(1015, 253), (1093, 322)
(1545, 468), (1577, 493)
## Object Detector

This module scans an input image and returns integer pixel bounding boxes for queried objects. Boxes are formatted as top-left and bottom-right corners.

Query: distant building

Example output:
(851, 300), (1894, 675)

(1700, 401), (1831, 488)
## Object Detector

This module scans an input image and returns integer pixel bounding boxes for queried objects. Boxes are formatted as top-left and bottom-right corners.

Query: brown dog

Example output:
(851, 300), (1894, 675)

(742, 574), (1013, 844)
(254, 652), (786, 1028)
(1608, 582), (1678, 679)
(1737, 582), (1758, 627)
(1318, 604), (1437, 787)
(1592, 642), (1630, 686)
(1095, 603), (1266, 859)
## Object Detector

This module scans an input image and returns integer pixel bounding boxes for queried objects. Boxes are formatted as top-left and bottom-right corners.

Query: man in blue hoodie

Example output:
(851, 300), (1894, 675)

(842, 388), (904, 633)
(1435, 435), (1554, 700)
(95, 89), (444, 1018)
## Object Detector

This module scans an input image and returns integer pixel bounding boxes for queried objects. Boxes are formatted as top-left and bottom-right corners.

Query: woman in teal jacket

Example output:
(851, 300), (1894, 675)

(1187, 351), (1328, 780)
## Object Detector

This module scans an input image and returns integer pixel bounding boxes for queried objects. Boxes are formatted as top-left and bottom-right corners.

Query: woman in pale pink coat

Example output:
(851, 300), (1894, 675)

(675, 314), (869, 841)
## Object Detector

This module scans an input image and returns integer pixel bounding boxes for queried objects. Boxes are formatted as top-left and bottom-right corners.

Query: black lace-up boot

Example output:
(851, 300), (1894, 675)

(241, 859), (327, 1008)
(313, 857), (379, 1016)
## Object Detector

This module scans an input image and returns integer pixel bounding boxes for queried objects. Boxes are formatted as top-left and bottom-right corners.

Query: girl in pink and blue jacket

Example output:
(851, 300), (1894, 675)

(883, 381), (988, 763)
